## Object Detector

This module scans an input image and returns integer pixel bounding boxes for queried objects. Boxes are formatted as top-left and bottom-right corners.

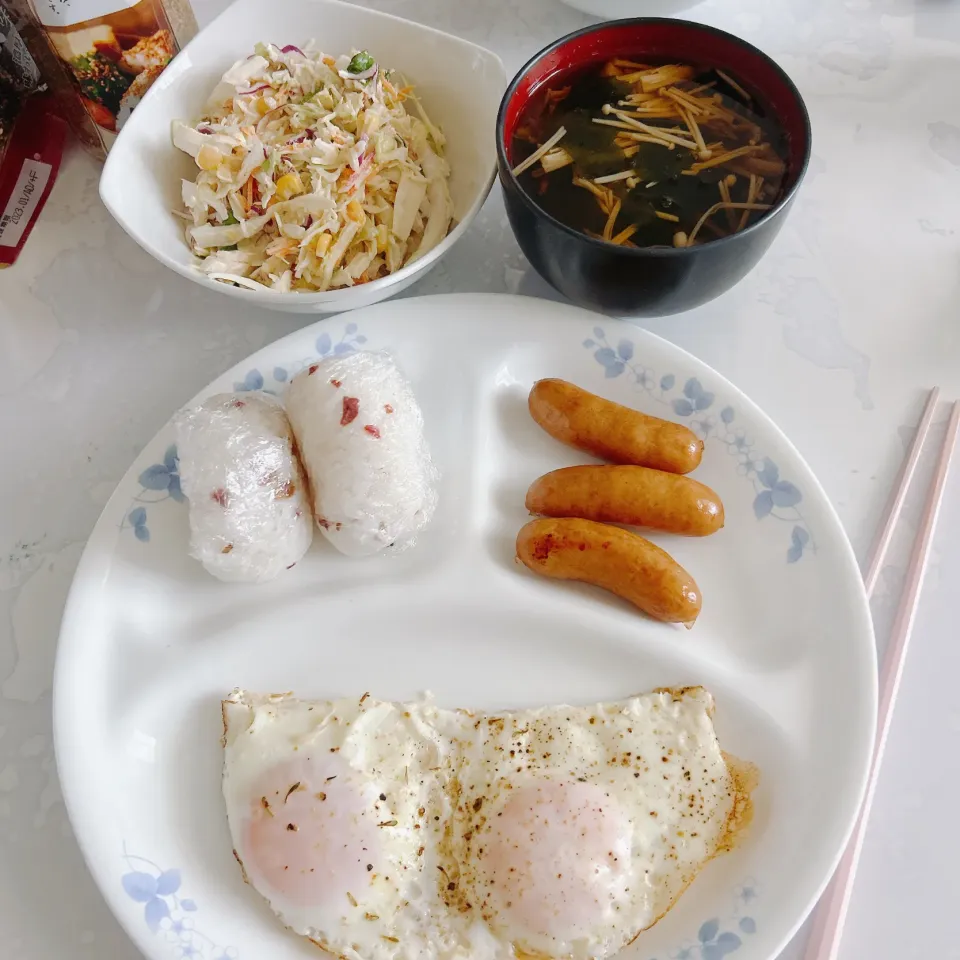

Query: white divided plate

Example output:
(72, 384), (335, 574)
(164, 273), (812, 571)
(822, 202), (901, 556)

(54, 294), (876, 960)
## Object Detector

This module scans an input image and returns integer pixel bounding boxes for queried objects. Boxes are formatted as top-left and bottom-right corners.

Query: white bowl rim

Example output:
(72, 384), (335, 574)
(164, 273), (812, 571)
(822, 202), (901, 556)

(99, 0), (505, 306)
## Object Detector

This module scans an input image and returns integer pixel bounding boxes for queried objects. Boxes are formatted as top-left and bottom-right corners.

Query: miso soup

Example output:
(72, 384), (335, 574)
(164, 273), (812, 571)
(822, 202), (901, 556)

(510, 59), (789, 248)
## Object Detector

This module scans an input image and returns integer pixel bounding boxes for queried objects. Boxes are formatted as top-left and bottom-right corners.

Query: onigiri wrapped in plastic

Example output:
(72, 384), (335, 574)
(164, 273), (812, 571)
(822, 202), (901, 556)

(175, 392), (313, 582)
(285, 351), (438, 557)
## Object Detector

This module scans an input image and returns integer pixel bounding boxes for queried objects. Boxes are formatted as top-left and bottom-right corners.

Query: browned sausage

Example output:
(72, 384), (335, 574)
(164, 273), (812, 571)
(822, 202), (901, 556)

(525, 465), (724, 537)
(528, 379), (703, 474)
(516, 518), (701, 626)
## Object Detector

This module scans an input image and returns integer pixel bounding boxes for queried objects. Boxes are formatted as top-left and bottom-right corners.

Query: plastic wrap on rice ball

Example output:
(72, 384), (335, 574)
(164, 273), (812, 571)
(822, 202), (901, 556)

(175, 392), (313, 582)
(285, 351), (438, 557)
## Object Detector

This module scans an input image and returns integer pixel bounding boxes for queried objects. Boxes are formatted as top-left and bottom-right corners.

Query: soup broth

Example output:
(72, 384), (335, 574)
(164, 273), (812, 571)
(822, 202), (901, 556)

(510, 59), (788, 248)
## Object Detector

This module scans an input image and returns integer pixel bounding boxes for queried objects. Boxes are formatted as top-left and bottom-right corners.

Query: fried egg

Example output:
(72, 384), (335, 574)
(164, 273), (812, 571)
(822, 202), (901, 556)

(222, 687), (754, 960)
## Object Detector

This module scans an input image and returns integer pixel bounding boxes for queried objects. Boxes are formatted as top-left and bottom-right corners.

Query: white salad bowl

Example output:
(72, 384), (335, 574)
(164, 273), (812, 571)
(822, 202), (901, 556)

(99, 0), (506, 314)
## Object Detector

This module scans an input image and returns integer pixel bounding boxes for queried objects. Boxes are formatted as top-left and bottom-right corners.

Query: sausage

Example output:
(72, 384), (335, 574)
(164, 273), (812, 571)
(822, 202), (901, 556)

(516, 518), (701, 626)
(528, 379), (703, 474)
(525, 465), (724, 537)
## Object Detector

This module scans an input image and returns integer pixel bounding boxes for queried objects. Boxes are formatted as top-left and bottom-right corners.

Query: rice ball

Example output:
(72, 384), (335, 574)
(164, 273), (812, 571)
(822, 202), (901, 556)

(175, 392), (313, 582)
(285, 351), (438, 557)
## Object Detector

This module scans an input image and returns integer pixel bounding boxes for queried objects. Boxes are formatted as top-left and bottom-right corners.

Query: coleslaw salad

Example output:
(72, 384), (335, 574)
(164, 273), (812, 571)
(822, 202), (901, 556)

(172, 42), (453, 293)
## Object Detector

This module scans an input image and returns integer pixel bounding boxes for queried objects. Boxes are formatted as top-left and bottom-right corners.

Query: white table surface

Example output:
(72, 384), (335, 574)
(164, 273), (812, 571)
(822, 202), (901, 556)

(2, 0), (959, 956)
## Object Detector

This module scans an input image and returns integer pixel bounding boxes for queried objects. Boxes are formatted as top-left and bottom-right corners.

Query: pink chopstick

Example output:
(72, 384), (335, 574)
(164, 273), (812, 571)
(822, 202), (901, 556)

(803, 392), (960, 960)
(862, 387), (940, 595)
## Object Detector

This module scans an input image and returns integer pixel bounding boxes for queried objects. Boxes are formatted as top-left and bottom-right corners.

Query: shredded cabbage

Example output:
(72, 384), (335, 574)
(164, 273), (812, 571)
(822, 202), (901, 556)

(172, 43), (453, 293)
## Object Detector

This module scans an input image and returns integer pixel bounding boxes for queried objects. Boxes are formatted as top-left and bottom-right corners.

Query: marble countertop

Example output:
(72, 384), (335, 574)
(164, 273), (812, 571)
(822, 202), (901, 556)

(2, 0), (959, 956)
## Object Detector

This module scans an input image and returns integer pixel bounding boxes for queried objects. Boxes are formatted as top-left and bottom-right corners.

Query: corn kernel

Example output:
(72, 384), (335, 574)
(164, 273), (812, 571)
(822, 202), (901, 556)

(313, 233), (333, 256)
(274, 172), (304, 201)
(254, 96), (272, 116)
(196, 145), (222, 171)
(346, 199), (365, 225)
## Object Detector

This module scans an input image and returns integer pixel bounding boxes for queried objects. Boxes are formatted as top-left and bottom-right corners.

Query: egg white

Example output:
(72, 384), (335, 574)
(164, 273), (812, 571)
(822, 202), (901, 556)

(442, 687), (746, 958)
(222, 687), (752, 960)
(223, 690), (503, 960)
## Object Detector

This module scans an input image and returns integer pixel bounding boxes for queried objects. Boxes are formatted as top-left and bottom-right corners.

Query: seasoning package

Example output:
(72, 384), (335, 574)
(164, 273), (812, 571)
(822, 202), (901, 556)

(0, 1), (67, 267)
(0, 0), (41, 143)
(11, 0), (196, 158)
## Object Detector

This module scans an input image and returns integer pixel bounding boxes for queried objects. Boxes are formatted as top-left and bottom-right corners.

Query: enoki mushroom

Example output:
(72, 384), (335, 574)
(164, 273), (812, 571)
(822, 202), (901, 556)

(512, 57), (786, 247)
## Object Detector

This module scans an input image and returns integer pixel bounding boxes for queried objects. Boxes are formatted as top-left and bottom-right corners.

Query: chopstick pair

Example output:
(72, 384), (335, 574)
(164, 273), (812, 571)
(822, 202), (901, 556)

(803, 387), (960, 960)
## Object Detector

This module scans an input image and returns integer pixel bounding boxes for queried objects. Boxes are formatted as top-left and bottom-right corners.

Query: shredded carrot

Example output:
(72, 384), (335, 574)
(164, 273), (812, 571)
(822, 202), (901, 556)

(266, 237), (299, 259)
(610, 223), (638, 245)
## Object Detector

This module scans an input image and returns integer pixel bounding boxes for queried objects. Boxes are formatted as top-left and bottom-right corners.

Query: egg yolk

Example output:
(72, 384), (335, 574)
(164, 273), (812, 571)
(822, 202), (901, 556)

(477, 781), (632, 946)
(243, 756), (381, 908)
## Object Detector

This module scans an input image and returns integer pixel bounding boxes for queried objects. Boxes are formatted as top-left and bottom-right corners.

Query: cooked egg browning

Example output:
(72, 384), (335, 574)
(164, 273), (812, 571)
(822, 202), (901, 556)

(447, 689), (743, 958)
(222, 688), (753, 960)
(222, 692), (471, 960)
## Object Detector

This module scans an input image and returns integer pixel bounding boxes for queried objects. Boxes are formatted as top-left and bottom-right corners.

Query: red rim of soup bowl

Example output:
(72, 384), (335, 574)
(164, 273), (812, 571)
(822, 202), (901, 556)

(496, 18), (812, 258)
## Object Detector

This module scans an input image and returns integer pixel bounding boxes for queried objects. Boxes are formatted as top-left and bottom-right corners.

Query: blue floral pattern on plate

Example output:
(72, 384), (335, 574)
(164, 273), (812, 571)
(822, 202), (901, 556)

(236, 322), (366, 393)
(123, 321), (364, 541)
(121, 444), (184, 542)
(121, 844), (237, 959)
(120, 837), (753, 960)
(651, 880), (759, 960)
(585, 329), (812, 563)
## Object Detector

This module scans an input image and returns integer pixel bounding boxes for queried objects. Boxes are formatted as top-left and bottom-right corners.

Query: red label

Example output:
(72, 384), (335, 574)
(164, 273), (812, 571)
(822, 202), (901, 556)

(0, 94), (66, 266)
